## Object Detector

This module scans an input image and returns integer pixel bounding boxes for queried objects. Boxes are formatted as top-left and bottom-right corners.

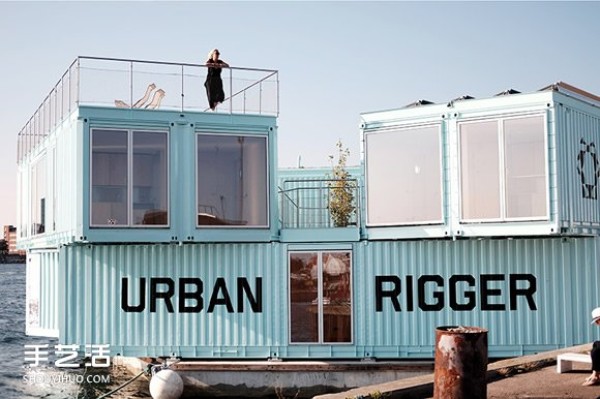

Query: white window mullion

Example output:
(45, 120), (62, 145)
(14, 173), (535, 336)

(127, 130), (133, 226)
(498, 120), (507, 221)
(317, 253), (324, 344)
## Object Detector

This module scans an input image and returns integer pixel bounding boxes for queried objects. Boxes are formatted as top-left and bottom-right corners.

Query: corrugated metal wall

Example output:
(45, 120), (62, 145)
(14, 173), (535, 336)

(556, 100), (600, 232)
(26, 250), (60, 336)
(62, 243), (286, 358)
(355, 237), (600, 357)
(39, 251), (60, 333)
(59, 237), (600, 359)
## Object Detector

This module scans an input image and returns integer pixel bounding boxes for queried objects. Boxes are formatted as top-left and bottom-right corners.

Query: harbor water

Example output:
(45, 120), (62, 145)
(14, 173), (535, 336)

(0, 264), (151, 399)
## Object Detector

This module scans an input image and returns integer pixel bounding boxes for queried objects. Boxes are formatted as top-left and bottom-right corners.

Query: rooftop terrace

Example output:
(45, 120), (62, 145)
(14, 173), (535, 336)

(17, 56), (279, 163)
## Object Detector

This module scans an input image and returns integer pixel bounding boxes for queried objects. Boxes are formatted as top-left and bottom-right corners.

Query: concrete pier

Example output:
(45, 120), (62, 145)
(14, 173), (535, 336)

(118, 357), (432, 398)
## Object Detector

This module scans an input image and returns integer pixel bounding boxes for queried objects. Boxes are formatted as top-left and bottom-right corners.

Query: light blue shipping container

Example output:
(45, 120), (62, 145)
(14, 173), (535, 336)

(17, 58), (600, 360)
(27, 236), (600, 359)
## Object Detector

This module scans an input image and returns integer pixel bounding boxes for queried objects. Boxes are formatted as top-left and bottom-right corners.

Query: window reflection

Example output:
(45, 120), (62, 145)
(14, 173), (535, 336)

(459, 115), (547, 221)
(289, 251), (352, 344)
(366, 125), (442, 225)
(197, 134), (268, 227)
(460, 120), (501, 220)
(504, 116), (547, 218)
(90, 129), (169, 227)
(133, 132), (169, 225)
(91, 130), (128, 226)
(322, 252), (352, 343)
(290, 252), (319, 343)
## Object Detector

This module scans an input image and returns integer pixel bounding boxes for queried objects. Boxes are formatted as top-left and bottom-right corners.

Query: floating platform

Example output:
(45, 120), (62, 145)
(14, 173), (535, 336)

(119, 356), (432, 398)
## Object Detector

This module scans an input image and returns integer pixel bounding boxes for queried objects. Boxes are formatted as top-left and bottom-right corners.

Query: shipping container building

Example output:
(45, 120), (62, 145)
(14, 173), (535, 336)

(18, 57), (600, 360)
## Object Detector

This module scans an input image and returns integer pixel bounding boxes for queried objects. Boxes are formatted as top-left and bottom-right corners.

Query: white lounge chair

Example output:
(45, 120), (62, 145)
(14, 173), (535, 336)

(145, 89), (166, 109)
(114, 83), (158, 109)
(114, 100), (129, 108)
(133, 83), (157, 108)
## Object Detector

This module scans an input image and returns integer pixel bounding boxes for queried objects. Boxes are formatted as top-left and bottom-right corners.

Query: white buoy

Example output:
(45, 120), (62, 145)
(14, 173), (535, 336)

(149, 369), (183, 399)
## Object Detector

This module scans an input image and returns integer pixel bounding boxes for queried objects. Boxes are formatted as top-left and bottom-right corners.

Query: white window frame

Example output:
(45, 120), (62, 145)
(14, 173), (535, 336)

(288, 250), (353, 345)
(89, 127), (170, 228)
(458, 112), (549, 223)
(195, 132), (270, 229)
(365, 123), (444, 227)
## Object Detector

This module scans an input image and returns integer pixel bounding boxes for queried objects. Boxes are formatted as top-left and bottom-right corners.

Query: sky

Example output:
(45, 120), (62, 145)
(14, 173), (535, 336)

(0, 1), (599, 228)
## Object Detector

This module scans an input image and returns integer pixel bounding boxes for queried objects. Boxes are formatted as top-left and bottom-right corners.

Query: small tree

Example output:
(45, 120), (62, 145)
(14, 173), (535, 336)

(328, 140), (356, 227)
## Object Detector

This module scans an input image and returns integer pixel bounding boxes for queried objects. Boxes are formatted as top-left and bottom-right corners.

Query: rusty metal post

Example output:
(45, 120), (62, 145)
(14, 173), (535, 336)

(433, 326), (488, 399)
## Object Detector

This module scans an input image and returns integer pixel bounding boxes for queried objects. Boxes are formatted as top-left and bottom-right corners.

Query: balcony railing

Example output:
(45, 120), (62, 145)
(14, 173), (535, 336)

(279, 179), (360, 229)
(17, 56), (279, 164)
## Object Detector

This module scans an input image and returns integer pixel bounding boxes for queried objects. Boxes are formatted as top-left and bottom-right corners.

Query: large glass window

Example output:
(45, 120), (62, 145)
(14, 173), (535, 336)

(504, 117), (547, 218)
(91, 130), (128, 226)
(289, 251), (352, 344)
(133, 132), (169, 225)
(91, 128), (168, 227)
(197, 134), (268, 227)
(460, 120), (501, 220)
(365, 125), (443, 225)
(459, 114), (547, 221)
(31, 154), (47, 235)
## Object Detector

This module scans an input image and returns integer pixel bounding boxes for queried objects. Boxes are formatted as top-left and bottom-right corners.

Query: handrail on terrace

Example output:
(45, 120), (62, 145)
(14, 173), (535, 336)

(17, 56), (279, 164)
(279, 178), (360, 229)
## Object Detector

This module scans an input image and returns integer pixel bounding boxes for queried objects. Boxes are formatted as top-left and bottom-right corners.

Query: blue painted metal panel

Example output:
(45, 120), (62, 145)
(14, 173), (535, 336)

(62, 243), (287, 358)
(361, 91), (563, 240)
(18, 105), (278, 248)
(54, 237), (600, 359)
(355, 237), (600, 357)
(554, 95), (600, 234)
(79, 106), (278, 244)
(26, 250), (60, 337)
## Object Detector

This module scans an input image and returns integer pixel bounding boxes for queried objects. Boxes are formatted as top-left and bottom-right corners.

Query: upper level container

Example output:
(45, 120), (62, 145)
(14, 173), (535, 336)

(17, 56), (279, 248)
(360, 82), (600, 240)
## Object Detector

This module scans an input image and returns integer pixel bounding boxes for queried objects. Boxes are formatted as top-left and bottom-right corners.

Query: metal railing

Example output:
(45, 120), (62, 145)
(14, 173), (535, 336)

(279, 179), (360, 229)
(17, 56), (279, 164)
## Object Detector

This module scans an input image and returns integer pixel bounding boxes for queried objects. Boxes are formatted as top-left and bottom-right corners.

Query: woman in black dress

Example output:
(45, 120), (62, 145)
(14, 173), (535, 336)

(204, 49), (229, 110)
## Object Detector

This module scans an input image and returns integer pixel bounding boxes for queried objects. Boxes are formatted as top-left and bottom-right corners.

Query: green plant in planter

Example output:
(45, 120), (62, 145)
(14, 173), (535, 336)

(328, 140), (356, 227)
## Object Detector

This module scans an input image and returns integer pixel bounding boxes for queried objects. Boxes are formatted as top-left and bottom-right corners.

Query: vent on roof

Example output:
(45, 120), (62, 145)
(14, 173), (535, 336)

(447, 95), (474, 107)
(495, 89), (521, 96)
(404, 99), (434, 108)
(539, 83), (560, 92)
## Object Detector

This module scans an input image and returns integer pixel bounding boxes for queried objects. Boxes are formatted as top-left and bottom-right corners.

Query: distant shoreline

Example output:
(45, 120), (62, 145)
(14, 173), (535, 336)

(1, 254), (26, 264)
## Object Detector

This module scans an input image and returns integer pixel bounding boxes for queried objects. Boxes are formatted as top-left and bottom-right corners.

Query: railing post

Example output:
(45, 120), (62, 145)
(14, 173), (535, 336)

(229, 68), (233, 114)
(129, 61), (134, 109)
(58, 80), (62, 123)
(181, 64), (185, 112)
(259, 81), (263, 114)
(76, 58), (81, 109)
(66, 72), (70, 116)
(295, 190), (300, 229)
(280, 191), (285, 228)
